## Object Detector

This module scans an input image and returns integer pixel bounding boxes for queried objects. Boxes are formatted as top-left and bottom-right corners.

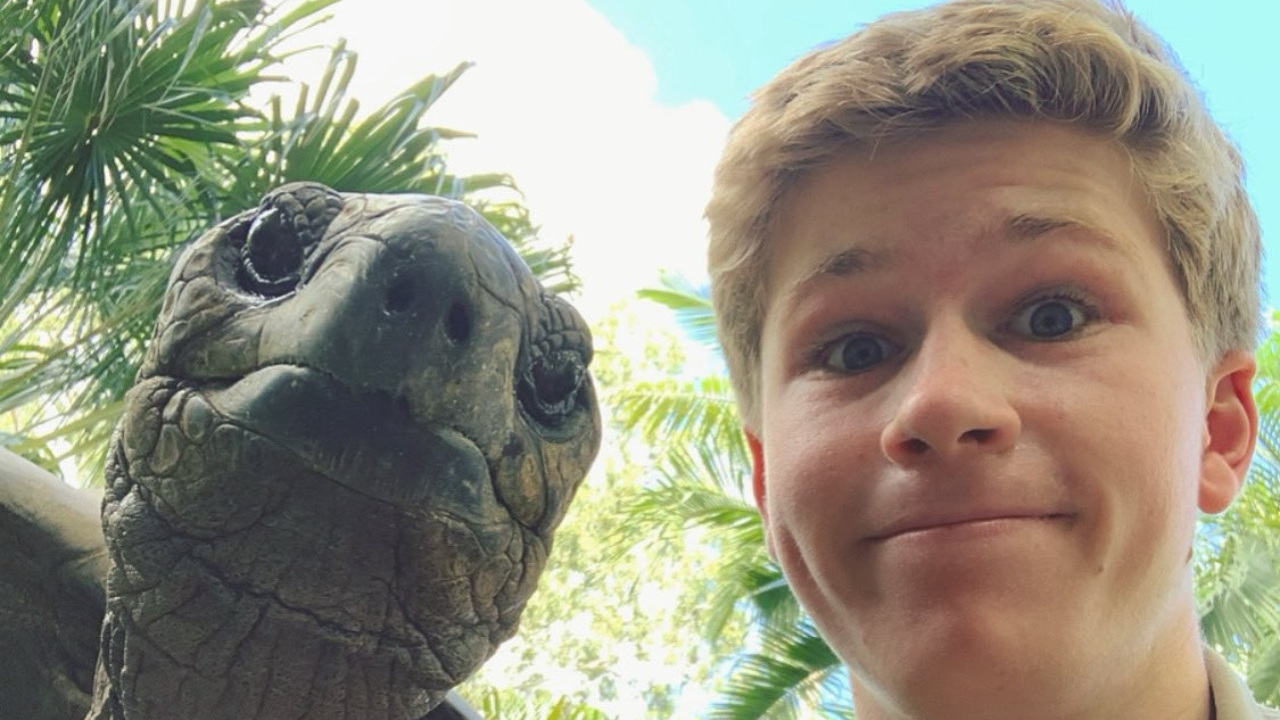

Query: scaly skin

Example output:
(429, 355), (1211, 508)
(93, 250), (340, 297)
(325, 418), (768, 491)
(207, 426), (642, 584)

(85, 183), (600, 720)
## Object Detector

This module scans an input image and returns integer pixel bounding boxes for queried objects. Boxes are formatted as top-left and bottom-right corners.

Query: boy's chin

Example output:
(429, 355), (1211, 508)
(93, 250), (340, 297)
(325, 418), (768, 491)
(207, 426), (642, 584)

(848, 633), (1090, 720)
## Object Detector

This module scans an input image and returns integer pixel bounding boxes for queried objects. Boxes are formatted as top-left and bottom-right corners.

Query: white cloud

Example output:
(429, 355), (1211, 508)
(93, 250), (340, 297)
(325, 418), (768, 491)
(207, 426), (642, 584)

(275, 0), (732, 318)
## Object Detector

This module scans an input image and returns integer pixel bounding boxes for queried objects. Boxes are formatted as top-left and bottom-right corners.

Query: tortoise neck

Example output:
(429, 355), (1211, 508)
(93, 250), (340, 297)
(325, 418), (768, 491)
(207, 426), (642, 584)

(87, 594), (443, 720)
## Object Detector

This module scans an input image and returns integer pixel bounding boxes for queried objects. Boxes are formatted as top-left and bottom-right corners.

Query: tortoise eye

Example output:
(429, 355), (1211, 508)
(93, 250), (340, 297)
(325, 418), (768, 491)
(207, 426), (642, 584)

(520, 348), (587, 428)
(234, 183), (343, 299)
(239, 209), (303, 297)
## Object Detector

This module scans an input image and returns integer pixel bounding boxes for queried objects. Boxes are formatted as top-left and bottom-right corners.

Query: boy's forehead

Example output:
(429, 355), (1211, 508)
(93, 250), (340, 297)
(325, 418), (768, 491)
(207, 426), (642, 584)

(760, 121), (1163, 296)
(778, 213), (1136, 296)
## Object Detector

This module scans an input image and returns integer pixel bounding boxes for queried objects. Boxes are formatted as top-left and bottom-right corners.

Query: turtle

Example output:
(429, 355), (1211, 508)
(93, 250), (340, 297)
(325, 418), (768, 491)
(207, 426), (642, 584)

(0, 182), (602, 720)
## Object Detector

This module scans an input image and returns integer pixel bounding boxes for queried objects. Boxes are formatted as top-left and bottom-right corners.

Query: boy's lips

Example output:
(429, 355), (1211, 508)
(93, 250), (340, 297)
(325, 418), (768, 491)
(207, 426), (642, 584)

(864, 508), (1076, 542)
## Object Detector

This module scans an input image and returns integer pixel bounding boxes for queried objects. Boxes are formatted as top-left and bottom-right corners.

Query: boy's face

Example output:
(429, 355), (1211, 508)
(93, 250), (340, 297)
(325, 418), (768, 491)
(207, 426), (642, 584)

(749, 120), (1256, 717)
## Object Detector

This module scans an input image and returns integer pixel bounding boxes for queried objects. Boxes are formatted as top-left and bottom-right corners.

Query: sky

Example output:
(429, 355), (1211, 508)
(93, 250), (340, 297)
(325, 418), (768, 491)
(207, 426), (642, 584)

(279, 0), (1279, 322)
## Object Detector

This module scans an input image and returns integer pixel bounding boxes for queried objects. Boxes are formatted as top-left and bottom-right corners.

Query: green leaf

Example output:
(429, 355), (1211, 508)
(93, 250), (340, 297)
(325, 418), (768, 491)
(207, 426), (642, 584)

(709, 621), (846, 720)
(611, 375), (746, 472)
(638, 271), (721, 351)
(1249, 636), (1280, 706)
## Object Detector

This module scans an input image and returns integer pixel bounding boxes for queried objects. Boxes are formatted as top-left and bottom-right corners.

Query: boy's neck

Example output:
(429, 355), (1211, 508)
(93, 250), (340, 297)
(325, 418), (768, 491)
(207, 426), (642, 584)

(848, 606), (1212, 720)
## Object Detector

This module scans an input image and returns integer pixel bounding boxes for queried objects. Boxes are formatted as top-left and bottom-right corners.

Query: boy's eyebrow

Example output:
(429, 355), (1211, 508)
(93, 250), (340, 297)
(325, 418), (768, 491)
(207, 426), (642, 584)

(790, 212), (1131, 294)
(809, 246), (888, 279)
(1004, 213), (1128, 252)
(784, 245), (892, 302)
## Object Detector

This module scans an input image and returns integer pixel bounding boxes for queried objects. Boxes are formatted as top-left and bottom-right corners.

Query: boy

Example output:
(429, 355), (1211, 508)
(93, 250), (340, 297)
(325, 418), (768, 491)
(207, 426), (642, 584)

(705, 1), (1278, 719)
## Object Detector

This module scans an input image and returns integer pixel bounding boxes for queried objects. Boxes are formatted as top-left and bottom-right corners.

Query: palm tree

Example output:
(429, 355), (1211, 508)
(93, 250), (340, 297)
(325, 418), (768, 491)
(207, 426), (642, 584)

(616, 275), (1280, 718)
(0, 0), (575, 480)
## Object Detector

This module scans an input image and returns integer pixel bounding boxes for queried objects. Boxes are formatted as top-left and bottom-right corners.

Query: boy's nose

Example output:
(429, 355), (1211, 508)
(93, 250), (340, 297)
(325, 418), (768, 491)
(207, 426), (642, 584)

(879, 320), (1021, 466)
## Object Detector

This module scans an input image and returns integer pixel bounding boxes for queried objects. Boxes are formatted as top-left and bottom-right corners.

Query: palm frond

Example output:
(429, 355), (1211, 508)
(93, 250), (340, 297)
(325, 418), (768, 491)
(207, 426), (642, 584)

(611, 438), (801, 647)
(1200, 535), (1280, 649)
(709, 621), (846, 720)
(610, 375), (748, 478)
(638, 271), (721, 351)
(1248, 636), (1280, 706)
(481, 202), (579, 296)
(0, 0), (316, 311)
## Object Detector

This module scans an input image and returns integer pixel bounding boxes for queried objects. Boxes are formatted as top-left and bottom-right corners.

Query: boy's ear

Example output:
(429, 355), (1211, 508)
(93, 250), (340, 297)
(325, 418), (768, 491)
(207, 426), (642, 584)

(1199, 350), (1259, 515)
(745, 428), (777, 561)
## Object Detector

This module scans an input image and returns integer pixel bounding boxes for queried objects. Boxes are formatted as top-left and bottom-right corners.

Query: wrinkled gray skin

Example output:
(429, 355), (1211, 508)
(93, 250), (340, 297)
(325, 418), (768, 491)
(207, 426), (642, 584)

(0, 183), (601, 720)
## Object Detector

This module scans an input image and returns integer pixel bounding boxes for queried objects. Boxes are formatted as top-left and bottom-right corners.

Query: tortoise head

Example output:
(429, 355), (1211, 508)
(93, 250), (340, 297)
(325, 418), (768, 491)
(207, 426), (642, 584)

(95, 183), (601, 718)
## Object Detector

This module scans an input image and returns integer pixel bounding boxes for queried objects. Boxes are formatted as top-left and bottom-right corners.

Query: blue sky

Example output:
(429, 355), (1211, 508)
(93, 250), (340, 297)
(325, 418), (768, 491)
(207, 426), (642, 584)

(584, 0), (1280, 303)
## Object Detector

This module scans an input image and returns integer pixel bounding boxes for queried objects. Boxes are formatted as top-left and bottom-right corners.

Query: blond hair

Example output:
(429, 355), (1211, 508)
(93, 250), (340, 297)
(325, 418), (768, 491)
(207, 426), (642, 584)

(706, 0), (1261, 430)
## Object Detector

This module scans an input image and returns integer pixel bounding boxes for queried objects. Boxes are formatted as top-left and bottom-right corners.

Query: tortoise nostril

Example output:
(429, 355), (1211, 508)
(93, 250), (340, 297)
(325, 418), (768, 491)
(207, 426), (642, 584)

(384, 277), (417, 314)
(445, 301), (472, 344)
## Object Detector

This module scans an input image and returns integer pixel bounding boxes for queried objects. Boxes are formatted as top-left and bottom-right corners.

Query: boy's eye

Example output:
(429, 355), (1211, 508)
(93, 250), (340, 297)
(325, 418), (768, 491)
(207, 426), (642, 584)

(1009, 296), (1093, 339)
(824, 334), (894, 372)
